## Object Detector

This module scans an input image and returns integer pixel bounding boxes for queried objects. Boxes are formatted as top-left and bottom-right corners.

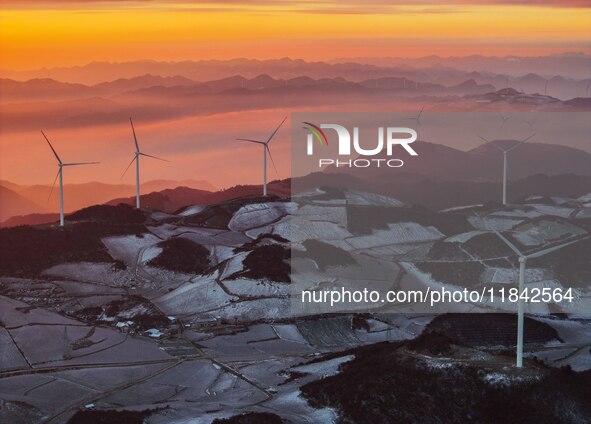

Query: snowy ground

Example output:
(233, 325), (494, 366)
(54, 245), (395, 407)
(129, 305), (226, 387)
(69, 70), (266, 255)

(0, 191), (589, 423)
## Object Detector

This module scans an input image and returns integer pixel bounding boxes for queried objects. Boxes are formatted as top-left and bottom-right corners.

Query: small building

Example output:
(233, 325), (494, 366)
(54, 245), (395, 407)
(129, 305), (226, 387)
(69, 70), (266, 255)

(144, 328), (164, 339)
(191, 315), (221, 329)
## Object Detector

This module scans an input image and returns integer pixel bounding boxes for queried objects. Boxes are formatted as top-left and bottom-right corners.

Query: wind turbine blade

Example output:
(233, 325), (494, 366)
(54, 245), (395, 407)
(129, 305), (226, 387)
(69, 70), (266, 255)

(506, 143), (523, 153)
(266, 116), (287, 144)
(479, 136), (504, 152)
(120, 156), (136, 179)
(47, 168), (61, 201)
(506, 135), (533, 153)
(495, 231), (524, 257)
(265, 144), (279, 177)
(41, 131), (62, 164)
(237, 138), (265, 145)
(130, 118), (139, 152)
(62, 162), (100, 166)
(139, 152), (170, 162)
(417, 106), (424, 119)
(525, 238), (583, 259)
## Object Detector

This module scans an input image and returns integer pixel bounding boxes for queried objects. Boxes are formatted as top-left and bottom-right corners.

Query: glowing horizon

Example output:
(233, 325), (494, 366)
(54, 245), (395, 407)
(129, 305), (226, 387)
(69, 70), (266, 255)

(1, 0), (590, 192)
(1, 1), (590, 70)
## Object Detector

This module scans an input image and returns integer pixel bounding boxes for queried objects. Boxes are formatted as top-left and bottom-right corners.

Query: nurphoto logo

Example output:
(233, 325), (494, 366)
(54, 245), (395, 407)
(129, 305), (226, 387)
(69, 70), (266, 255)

(303, 122), (418, 168)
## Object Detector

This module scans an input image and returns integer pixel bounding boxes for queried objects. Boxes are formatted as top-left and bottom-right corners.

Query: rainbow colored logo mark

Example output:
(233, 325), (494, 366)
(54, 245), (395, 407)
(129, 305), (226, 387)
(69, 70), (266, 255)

(303, 122), (328, 146)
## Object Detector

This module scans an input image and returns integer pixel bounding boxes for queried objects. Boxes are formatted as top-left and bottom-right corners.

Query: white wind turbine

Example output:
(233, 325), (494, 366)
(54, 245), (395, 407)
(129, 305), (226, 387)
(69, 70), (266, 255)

(495, 231), (585, 367)
(122, 118), (169, 209)
(478, 134), (534, 205)
(42, 131), (98, 227)
(237, 116), (286, 196)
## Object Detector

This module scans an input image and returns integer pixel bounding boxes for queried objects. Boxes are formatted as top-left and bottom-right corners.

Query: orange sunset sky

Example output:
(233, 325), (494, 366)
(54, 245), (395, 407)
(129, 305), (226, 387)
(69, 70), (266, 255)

(1, 1), (590, 70)
(0, 1), (590, 192)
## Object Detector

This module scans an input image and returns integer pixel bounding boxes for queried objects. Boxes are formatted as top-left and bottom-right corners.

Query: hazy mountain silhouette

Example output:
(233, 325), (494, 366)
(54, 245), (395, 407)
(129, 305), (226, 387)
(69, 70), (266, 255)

(297, 171), (591, 210)
(0, 213), (60, 228)
(326, 140), (591, 182)
(3, 77), (588, 134)
(0, 185), (48, 222)
(106, 181), (290, 213)
(0, 179), (215, 221)
(0, 74), (198, 102)
(3, 170), (588, 227)
(5, 54), (590, 84)
(335, 53), (591, 80)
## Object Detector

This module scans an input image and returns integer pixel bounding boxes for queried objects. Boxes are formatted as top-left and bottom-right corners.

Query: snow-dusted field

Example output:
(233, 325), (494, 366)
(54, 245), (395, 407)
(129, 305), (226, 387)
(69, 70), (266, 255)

(223, 278), (290, 298)
(228, 202), (294, 232)
(103, 233), (161, 265)
(467, 215), (522, 231)
(345, 222), (443, 250)
(153, 273), (237, 315)
(1, 189), (590, 423)
(43, 262), (129, 285)
(0, 327), (29, 372)
(512, 219), (586, 247)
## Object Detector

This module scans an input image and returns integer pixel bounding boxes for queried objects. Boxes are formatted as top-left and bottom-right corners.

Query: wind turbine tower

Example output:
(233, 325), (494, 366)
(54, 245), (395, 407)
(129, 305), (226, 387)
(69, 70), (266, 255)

(122, 118), (169, 209)
(495, 232), (585, 367)
(42, 131), (98, 226)
(237, 116), (286, 196)
(478, 135), (534, 205)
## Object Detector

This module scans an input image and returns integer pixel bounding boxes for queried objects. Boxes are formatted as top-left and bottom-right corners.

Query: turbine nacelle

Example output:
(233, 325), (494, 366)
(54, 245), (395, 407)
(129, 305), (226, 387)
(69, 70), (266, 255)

(123, 118), (170, 208)
(478, 134), (535, 153)
(237, 116), (287, 196)
(41, 131), (98, 226)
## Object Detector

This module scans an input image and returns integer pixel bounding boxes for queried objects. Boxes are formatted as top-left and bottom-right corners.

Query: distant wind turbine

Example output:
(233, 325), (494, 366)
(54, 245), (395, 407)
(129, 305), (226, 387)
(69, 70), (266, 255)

(497, 112), (511, 127)
(407, 106), (425, 127)
(478, 134), (534, 205)
(544, 80), (549, 95)
(524, 118), (537, 132)
(42, 131), (98, 226)
(495, 231), (586, 367)
(237, 116), (286, 196)
(121, 118), (169, 209)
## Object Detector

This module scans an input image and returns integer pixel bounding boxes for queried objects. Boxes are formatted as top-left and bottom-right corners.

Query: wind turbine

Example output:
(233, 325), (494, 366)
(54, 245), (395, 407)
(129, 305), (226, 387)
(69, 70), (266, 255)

(478, 134), (534, 205)
(42, 131), (98, 227)
(497, 112), (511, 127)
(407, 106), (424, 127)
(495, 231), (585, 367)
(237, 116), (286, 196)
(122, 118), (169, 209)
(544, 80), (549, 95)
(524, 118), (537, 132)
